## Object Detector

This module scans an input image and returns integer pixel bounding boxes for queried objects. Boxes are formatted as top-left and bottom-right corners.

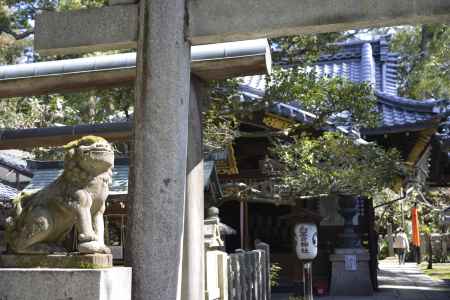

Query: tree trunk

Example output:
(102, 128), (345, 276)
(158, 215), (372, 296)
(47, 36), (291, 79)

(427, 233), (433, 269)
(442, 232), (448, 263)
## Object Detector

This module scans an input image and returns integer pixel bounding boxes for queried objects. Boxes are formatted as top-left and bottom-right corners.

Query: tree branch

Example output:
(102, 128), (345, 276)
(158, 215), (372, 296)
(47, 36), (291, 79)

(1, 28), (34, 40)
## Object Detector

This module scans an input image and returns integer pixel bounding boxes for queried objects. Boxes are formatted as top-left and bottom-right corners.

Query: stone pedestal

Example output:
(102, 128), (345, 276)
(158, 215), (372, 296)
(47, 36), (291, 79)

(329, 248), (373, 296)
(0, 253), (113, 268)
(0, 266), (131, 300)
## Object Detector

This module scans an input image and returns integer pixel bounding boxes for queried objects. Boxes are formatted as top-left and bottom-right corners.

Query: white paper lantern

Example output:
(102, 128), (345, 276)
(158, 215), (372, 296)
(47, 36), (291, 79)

(294, 223), (318, 260)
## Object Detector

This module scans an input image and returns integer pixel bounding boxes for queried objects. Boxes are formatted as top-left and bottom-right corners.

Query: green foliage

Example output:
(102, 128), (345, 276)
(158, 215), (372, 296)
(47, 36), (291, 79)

(270, 262), (282, 288)
(378, 239), (389, 260)
(272, 132), (403, 197)
(271, 33), (342, 66)
(0, 88), (133, 127)
(421, 262), (450, 281)
(391, 24), (449, 99)
(204, 34), (404, 199)
(203, 79), (241, 153)
(265, 67), (379, 128)
(1, 0), (406, 201)
(0, 0), (134, 160)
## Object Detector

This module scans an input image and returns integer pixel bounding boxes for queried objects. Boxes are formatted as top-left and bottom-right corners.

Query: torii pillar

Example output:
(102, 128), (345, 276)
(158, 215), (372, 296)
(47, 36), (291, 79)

(127, 0), (193, 299)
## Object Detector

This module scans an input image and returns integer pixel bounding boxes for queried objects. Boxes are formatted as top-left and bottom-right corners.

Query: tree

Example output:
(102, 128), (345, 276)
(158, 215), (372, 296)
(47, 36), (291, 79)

(205, 34), (404, 200)
(391, 24), (449, 100)
(0, 0), (134, 159)
(0, 0), (406, 198)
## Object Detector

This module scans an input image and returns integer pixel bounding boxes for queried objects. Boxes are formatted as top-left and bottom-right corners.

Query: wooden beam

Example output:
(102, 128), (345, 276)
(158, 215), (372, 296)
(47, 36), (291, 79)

(0, 68), (135, 98)
(0, 55), (268, 98)
(1, 40), (270, 98)
(35, 0), (450, 55)
(0, 123), (131, 150)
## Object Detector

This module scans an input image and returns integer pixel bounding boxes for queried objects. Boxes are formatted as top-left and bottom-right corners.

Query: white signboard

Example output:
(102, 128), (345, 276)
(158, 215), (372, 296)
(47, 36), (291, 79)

(344, 255), (357, 271)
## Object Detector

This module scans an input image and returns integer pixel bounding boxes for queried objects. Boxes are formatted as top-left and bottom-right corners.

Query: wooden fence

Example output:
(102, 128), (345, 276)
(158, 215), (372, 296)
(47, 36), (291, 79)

(227, 243), (270, 300)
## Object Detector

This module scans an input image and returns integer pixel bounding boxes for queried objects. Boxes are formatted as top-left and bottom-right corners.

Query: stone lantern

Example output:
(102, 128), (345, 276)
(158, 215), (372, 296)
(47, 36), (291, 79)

(330, 194), (373, 296)
(337, 194), (362, 248)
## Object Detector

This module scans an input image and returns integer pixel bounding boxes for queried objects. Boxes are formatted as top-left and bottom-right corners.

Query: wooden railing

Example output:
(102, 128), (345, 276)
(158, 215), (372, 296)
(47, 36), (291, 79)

(228, 242), (270, 300)
(204, 207), (270, 300)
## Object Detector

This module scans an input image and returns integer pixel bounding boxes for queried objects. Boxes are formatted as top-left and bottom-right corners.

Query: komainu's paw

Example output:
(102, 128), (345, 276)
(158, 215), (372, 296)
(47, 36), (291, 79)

(78, 241), (111, 254)
(78, 232), (98, 243)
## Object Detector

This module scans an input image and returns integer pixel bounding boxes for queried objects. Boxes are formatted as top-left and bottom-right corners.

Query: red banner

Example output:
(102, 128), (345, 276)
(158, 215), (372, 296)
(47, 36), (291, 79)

(411, 207), (421, 246)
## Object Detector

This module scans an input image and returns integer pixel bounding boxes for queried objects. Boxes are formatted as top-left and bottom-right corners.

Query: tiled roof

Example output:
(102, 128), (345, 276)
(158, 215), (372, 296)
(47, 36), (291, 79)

(275, 36), (400, 95)
(0, 182), (18, 203)
(314, 37), (400, 95)
(241, 37), (400, 95)
(262, 90), (445, 135)
(23, 159), (219, 196)
(0, 152), (33, 177)
(239, 76), (445, 134)
(240, 75), (266, 99)
(361, 92), (446, 135)
(268, 102), (316, 124)
(23, 159), (129, 195)
(239, 36), (448, 134)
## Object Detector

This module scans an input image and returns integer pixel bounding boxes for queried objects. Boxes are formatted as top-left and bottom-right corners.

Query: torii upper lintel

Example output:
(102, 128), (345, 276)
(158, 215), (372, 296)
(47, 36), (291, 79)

(35, 0), (450, 55)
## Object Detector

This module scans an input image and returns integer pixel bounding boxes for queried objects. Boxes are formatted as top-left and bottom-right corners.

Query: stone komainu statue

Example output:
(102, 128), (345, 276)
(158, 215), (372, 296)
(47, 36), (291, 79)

(5, 136), (114, 254)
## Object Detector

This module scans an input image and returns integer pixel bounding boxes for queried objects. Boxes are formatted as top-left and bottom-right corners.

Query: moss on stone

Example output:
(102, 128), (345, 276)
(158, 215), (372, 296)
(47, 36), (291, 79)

(11, 191), (33, 207)
(0, 254), (113, 269)
(64, 135), (108, 150)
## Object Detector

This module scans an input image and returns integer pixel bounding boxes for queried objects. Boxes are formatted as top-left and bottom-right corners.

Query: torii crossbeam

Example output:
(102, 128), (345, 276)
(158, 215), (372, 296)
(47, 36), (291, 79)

(33, 1), (450, 300)
(36, 0), (450, 55)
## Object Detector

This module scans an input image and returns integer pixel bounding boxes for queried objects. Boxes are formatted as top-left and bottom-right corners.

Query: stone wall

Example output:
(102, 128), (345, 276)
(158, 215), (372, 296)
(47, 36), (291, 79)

(419, 233), (449, 260)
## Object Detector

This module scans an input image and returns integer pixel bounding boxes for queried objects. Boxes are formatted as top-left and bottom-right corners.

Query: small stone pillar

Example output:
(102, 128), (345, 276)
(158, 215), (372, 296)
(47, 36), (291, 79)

(204, 207), (228, 300)
(204, 207), (224, 250)
(330, 194), (373, 296)
(256, 242), (271, 300)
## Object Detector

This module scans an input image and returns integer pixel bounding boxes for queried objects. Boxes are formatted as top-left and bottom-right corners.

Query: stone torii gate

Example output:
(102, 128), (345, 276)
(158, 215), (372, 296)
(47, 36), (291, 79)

(34, 1), (450, 300)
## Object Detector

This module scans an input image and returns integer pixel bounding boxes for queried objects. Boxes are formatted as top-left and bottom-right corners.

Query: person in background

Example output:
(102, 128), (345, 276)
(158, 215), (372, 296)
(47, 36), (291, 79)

(393, 228), (409, 265)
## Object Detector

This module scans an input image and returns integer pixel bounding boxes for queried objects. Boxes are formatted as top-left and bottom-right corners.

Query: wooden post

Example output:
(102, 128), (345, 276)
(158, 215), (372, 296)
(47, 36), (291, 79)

(15, 172), (20, 189)
(240, 201), (245, 249)
(441, 233), (447, 263)
(366, 197), (378, 290)
(303, 261), (313, 300)
(126, 0), (191, 299)
(387, 224), (394, 257)
(245, 201), (250, 250)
